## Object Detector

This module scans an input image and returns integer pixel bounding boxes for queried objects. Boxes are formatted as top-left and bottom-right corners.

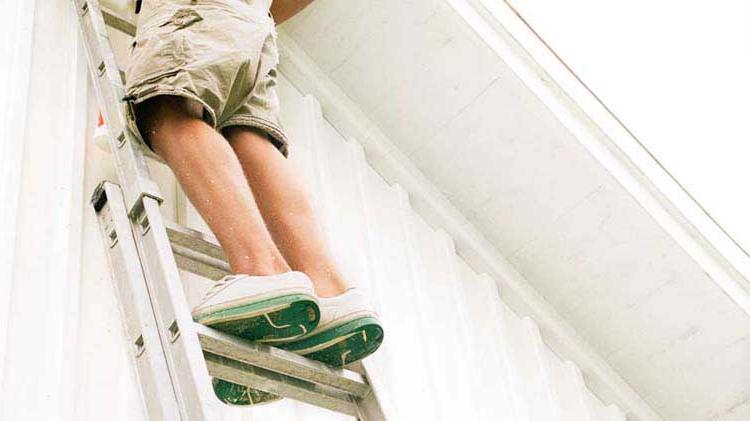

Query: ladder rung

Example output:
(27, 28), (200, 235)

(198, 324), (371, 417)
(166, 221), (229, 280)
(102, 8), (136, 36)
(168, 224), (376, 409)
(204, 353), (360, 416)
(196, 324), (371, 397)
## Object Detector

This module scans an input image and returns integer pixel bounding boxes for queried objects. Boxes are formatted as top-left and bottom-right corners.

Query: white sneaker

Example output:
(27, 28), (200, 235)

(191, 271), (320, 343)
(278, 287), (384, 367)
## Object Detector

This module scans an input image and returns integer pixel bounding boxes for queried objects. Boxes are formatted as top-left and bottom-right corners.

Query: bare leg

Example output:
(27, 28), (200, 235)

(135, 96), (289, 276)
(223, 126), (349, 298)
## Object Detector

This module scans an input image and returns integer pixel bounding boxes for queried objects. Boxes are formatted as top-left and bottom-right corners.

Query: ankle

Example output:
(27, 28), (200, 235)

(306, 270), (349, 298)
(315, 284), (349, 298)
(230, 254), (290, 277)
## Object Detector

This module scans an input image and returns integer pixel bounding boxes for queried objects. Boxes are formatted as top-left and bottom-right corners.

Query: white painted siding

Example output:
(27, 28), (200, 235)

(1, 1), (89, 419)
(282, 1), (750, 419)
(1, 1), (626, 420)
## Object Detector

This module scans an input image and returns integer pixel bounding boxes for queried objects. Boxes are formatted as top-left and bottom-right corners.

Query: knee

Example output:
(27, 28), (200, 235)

(134, 96), (205, 155)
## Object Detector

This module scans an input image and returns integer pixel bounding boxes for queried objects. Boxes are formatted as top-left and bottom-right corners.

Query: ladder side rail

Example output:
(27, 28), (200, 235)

(132, 196), (224, 419)
(74, 1), (221, 418)
(91, 182), (181, 420)
(73, 0), (162, 216)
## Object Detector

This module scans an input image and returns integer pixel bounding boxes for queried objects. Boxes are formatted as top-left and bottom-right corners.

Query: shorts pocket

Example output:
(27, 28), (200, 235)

(134, 7), (204, 43)
(158, 8), (204, 31)
(126, 8), (203, 89)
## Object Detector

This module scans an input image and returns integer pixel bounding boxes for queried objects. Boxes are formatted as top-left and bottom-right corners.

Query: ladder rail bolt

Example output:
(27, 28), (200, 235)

(107, 227), (118, 248)
(168, 320), (181, 343)
(116, 131), (126, 148)
(136, 211), (151, 235)
(134, 334), (146, 357)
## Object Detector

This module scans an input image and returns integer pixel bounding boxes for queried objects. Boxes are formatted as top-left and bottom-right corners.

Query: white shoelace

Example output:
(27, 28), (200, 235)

(201, 275), (240, 302)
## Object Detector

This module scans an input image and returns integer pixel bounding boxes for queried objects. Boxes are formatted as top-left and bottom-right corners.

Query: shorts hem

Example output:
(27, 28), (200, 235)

(219, 116), (289, 158)
(124, 86), (218, 151)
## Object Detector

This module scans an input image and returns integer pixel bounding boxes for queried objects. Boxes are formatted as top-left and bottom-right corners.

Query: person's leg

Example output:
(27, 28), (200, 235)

(222, 126), (349, 298)
(135, 96), (290, 276)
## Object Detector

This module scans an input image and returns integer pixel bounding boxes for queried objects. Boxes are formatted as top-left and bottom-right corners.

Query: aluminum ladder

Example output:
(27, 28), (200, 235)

(74, 0), (386, 419)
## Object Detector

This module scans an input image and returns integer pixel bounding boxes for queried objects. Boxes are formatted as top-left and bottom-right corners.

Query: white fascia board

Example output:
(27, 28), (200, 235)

(458, 0), (750, 314)
(0, 0), (38, 388)
(276, 30), (661, 421)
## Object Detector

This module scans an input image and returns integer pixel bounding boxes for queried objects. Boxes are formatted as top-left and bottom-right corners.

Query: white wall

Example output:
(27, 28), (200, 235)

(1, 1), (625, 420)
(1, 1), (88, 419)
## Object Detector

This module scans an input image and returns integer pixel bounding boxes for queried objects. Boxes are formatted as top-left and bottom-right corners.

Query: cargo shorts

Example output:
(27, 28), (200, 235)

(123, 0), (289, 158)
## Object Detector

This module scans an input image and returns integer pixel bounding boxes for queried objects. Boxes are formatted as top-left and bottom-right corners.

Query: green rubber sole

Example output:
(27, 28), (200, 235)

(210, 317), (384, 406)
(200, 294), (320, 406)
(211, 378), (282, 406)
(193, 293), (319, 343)
(278, 316), (384, 367)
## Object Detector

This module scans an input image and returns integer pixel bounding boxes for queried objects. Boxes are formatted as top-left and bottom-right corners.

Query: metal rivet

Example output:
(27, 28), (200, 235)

(168, 320), (180, 343)
(117, 132), (126, 148)
(137, 212), (150, 235)
(134, 335), (145, 357)
(107, 228), (118, 248)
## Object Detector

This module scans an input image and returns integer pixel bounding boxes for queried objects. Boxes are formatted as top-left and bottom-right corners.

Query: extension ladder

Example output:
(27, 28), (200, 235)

(74, 0), (386, 419)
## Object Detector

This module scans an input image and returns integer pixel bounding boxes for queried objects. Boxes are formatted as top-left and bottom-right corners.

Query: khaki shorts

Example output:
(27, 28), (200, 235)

(124, 0), (289, 158)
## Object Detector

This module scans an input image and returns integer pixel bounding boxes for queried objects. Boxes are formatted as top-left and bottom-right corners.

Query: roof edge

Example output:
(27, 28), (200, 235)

(462, 0), (750, 317)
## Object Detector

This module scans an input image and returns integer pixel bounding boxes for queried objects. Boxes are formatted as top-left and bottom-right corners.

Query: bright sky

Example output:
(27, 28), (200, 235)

(508, 0), (750, 252)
